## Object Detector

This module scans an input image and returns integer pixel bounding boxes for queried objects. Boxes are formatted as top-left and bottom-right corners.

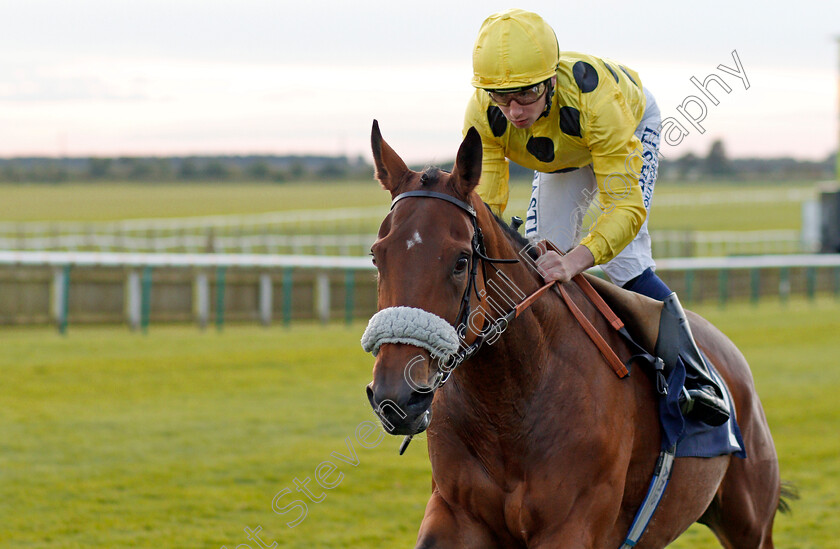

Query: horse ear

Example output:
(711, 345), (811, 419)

(451, 127), (483, 196)
(371, 119), (409, 194)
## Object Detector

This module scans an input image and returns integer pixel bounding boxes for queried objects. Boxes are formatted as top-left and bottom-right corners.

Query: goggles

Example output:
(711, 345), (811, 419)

(487, 81), (547, 107)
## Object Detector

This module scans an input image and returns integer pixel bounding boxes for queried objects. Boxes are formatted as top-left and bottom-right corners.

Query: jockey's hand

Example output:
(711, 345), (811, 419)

(535, 244), (595, 283)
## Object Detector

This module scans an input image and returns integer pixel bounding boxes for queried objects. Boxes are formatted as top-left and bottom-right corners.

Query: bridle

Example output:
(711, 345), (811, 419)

(389, 190), (520, 382)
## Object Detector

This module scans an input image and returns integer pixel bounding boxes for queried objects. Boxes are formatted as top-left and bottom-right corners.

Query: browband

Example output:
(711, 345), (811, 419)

(390, 190), (476, 217)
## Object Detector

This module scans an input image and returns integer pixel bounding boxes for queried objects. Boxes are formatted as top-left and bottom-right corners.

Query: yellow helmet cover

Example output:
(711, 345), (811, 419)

(472, 9), (560, 89)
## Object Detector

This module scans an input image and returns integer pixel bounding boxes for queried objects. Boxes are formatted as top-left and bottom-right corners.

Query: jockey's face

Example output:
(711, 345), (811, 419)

(493, 76), (554, 129)
(497, 97), (545, 129)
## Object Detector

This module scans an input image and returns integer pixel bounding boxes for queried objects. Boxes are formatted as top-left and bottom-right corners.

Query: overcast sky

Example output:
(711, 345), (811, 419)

(1, 0), (838, 163)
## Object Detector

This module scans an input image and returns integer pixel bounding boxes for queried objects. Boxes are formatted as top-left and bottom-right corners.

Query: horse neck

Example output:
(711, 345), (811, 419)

(455, 201), (569, 398)
(438, 201), (628, 465)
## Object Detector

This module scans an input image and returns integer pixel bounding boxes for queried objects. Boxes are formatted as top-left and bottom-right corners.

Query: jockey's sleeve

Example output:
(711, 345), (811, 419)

(578, 89), (647, 266)
(464, 98), (510, 216)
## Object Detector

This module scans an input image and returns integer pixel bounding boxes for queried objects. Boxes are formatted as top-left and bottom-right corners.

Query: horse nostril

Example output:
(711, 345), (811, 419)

(406, 390), (434, 414)
(366, 383), (375, 405)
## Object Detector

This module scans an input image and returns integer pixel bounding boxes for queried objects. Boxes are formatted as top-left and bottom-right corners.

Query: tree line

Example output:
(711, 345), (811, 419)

(0, 154), (373, 183)
(0, 140), (835, 183)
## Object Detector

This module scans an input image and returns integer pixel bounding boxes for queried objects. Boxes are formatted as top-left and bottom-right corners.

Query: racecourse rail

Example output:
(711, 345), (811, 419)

(0, 230), (813, 257)
(1, 251), (839, 333)
(0, 188), (822, 257)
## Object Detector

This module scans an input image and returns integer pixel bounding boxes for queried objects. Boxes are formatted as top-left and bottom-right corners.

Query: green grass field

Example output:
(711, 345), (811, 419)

(2, 297), (838, 548)
(0, 182), (390, 222)
(0, 179), (819, 232)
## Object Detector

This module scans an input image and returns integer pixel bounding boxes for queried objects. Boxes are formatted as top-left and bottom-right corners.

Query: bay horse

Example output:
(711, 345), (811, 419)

(363, 121), (784, 548)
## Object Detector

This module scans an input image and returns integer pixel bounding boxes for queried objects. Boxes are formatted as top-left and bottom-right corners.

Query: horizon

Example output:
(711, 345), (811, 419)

(2, 1), (839, 164)
(0, 146), (836, 163)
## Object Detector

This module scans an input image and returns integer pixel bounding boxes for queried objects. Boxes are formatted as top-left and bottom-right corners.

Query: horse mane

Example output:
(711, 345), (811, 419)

(484, 203), (539, 261)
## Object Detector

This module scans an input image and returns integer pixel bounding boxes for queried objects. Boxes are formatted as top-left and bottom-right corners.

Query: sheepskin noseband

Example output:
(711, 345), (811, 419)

(361, 306), (460, 358)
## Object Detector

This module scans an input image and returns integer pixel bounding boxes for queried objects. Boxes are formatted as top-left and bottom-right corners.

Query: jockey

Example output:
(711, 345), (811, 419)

(464, 9), (729, 426)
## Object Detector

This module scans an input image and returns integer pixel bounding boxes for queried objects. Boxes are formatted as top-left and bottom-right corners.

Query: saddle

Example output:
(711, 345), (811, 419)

(577, 272), (743, 457)
(553, 272), (668, 395)
(582, 275), (710, 391)
(576, 273), (706, 412)
(582, 272), (663, 355)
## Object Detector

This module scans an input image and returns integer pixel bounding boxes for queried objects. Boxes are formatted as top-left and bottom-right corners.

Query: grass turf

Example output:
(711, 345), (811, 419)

(0, 180), (818, 232)
(1, 296), (838, 547)
(0, 181), (390, 222)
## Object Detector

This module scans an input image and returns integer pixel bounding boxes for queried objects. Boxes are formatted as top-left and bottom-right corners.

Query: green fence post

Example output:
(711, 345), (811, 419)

(779, 267), (790, 306)
(806, 267), (816, 302)
(141, 266), (153, 334)
(258, 273), (272, 327)
(750, 268), (760, 306)
(283, 267), (293, 327)
(345, 269), (355, 326)
(835, 267), (840, 301)
(718, 269), (728, 309)
(215, 266), (227, 332)
(684, 270), (695, 303)
(59, 264), (71, 335)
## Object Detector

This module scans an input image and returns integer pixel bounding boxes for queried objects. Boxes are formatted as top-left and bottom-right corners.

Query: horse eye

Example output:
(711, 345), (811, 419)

(454, 257), (469, 274)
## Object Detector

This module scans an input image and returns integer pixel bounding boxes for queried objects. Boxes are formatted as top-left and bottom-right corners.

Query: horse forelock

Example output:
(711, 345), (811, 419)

(416, 166), (479, 202)
(419, 167), (444, 187)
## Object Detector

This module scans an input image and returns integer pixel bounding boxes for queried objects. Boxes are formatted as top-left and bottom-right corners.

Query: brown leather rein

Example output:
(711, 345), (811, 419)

(529, 240), (629, 378)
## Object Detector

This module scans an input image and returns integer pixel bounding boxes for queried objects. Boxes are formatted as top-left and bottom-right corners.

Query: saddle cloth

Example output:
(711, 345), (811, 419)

(583, 274), (746, 459)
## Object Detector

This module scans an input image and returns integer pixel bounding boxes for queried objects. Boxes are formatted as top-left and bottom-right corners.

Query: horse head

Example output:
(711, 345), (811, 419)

(363, 120), (492, 436)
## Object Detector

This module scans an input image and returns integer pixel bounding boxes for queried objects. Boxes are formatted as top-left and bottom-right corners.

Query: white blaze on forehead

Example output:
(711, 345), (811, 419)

(406, 231), (423, 250)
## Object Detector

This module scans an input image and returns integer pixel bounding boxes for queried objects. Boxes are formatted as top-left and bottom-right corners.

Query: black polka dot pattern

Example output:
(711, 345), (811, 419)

(573, 61), (599, 93)
(558, 106), (582, 138)
(602, 60), (619, 83)
(526, 137), (555, 163)
(486, 106), (507, 137)
(620, 66), (639, 87)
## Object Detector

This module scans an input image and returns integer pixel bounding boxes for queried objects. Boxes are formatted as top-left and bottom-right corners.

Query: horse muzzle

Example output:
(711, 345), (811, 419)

(366, 380), (434, 436)
(361, 306), (458, 435)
